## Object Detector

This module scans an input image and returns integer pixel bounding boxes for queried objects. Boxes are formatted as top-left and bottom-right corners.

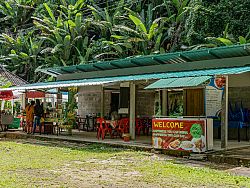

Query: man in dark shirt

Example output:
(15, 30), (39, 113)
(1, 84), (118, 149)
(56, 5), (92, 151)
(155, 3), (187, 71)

(33, 99), (44, 134)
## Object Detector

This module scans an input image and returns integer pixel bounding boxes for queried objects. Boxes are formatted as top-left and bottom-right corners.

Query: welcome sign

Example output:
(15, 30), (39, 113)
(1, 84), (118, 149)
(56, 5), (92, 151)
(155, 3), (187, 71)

(152, 119), (206, 153)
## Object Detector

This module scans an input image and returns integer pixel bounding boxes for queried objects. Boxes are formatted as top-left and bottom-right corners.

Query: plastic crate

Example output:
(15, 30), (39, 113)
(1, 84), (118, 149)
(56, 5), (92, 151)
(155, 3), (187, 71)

(8, 118), (20, 129)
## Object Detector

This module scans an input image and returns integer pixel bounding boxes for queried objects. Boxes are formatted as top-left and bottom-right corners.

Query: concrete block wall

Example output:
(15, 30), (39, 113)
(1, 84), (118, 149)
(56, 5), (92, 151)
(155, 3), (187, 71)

(229, 87), (250, 109)
(77, 86), (100, 116)
(136, 91), (155, 116)
(77, 92), (101, 116)
(104, 92), (111, 116)
(77, 86), (112, 117)
(78, 86), (155, 117)
(229, 86), (250, 140)
(216, 86), (250, 140)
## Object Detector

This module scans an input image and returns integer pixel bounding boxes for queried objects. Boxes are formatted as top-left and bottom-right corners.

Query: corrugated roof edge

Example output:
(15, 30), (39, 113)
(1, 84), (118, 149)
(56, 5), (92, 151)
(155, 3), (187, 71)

(2, 66), (250, 91)
(39, 44), (250, 76)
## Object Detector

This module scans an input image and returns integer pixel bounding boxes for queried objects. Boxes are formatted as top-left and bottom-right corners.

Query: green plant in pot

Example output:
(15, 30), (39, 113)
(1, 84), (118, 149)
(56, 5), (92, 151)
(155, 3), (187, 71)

(63, 112), (75, 135)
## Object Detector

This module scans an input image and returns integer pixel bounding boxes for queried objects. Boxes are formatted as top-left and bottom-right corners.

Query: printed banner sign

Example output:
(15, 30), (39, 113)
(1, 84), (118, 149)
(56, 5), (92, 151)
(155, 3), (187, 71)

(152, 119), (206, 152)
(205, 76), (225, 117)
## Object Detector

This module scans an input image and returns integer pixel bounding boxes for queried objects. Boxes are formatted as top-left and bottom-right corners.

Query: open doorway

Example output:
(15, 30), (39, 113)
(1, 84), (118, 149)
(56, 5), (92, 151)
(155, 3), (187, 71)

(111, 93), (119, 112)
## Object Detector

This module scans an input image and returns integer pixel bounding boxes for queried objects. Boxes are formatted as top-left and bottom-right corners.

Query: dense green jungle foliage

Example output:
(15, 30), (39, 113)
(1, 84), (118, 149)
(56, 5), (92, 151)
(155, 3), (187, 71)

(0, 0), (249, 82)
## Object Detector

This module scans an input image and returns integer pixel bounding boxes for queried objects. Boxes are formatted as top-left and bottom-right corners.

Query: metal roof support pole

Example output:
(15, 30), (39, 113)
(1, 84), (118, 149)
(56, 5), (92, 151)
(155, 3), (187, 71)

(162, 90), (168, 116)
(100, 86), (105, 118)
(1, 100), (5, 111)
(21, 92), (26, 111)
(11, 98), (14, 115)
(221, 76), (228, 149)
(43, 92), (47, 112)
(56, 88), (62, 118)
(130, 82), (136, 140)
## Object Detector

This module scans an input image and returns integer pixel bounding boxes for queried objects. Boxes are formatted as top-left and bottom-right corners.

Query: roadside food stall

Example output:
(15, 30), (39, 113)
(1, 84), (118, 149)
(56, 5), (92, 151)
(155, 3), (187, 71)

(146, 76), (226, 152)
(0, 90), (20, 130)
(21, 90), (68, 134)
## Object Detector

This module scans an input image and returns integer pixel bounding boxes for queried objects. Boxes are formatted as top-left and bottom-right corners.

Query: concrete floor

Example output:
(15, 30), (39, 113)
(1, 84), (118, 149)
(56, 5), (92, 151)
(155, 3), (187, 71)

(6, 129), (153, 149)
(213, 139), (250, 151)
(7, 129), (250, 151)
(62, 131), (250, 151)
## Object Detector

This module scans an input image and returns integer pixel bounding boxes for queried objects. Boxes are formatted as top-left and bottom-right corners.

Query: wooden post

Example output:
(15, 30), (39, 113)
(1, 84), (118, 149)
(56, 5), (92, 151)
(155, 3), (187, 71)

(43, 93), (47, 110)
(20, 92), (26, 111)
(1, 100), (5, 111)
(11, 98), (14, 114)
(130, 82), (136, 140)
(221, 76), (229, 149)
(100, 86), (104, 118)
(162, 90), (168, 116)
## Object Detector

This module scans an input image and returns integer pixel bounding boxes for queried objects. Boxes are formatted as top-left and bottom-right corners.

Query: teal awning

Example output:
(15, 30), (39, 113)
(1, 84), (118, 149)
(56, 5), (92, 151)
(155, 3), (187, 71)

(145, 76), (212, 89)
(1, 66), (250, 91)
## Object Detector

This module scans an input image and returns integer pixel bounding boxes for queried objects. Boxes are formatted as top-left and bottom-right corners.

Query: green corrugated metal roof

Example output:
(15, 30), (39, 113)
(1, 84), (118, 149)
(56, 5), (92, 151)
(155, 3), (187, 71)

(41, 44), (250, 76)
(145, 76), (212, 89)
(2, 66), (250, 91)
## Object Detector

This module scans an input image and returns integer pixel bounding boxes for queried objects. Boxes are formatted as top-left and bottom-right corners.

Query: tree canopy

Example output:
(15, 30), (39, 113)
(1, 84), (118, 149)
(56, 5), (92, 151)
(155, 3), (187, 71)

(0, 0), (249, 82)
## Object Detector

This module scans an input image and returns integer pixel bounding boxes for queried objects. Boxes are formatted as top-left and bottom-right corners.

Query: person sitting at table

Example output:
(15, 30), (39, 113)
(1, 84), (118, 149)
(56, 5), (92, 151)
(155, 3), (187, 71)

(33, 99), (44, 135)
(109, 110), (119, 129)
(110, 103), (119, 120)
(111, 111), (119, 121)
(25, 101), (35, 134)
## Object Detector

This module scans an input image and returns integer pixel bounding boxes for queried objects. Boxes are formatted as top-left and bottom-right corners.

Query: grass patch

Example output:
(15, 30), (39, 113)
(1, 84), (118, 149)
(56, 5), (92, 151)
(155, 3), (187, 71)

(0, 139), (249, 187)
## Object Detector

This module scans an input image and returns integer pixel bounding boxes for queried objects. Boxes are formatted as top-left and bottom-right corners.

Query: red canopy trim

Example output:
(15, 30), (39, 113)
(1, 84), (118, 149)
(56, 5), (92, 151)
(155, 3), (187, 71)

(26, 91), (45, 98)
(0, 90), (13, 100)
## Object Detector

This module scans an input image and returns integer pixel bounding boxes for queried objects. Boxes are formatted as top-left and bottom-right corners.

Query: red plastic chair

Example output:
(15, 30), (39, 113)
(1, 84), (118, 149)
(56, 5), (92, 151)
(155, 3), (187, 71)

(122, 118), (129, 133)
(135, 118), (144, 136)
(117, 118), (129, 137)
(116, 119), (124, 137)
(96, 118), (112, 140)
(144, 118), (152, 136)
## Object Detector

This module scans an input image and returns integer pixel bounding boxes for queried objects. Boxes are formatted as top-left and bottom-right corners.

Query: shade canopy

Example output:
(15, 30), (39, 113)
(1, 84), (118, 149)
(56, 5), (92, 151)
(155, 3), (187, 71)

(145, 76), (212, 89)
(26, 91), (45, 98)
(1, 66), (250, 91)
(0, 90), (13, 100)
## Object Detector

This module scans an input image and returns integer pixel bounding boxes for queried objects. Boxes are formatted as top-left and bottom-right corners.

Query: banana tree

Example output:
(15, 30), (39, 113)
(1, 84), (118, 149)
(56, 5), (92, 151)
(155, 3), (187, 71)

(157, 0), (191, 51)
(0, 31), (44, 82)
(111, 5), (168, 55)
(87, 0), (127, 39)
(0, 0), (41, 33)
(210, 28), (250, 46)
(189, 25), (250, 50)
(33, 2), (93, 66)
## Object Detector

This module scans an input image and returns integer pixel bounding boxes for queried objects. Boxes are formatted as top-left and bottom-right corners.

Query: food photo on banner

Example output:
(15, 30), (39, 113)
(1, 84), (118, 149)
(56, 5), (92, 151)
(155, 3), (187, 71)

(210, 76), (226, 90)
(152, 119), (206, 153)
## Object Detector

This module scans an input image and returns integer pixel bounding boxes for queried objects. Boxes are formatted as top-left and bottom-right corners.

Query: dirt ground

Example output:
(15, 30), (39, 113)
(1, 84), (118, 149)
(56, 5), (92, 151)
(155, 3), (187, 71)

(0, 138), (250, 188)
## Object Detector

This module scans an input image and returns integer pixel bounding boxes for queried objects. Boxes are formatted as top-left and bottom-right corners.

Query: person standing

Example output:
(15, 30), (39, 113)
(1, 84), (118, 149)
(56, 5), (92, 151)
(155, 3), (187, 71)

(25, 101), (35, 134)
(33, 99), (44, 134)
